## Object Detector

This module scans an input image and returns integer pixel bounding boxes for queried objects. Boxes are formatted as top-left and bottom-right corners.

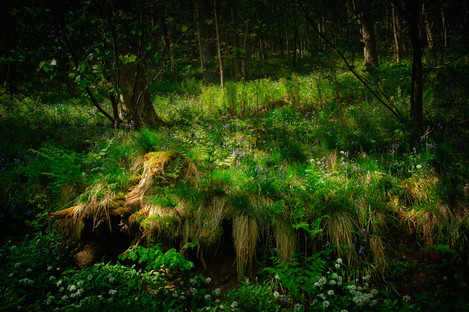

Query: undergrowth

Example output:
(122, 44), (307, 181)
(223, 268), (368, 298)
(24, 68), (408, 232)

(0, 60), (468, 310)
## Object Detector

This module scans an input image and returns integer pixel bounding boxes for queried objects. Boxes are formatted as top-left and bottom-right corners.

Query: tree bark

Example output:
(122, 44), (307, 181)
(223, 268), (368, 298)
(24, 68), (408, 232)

(113, 0), (163, 127)
(391, 2), (404, 62)
(231, 6), (242, 80)
(241, 5), (252, 78)
(213, 0), (224, 88)
(196, 0), (218, 83)
(353, 0), (379, 68)
(393, 0), (424, 127)
(408, 4), (423, 127)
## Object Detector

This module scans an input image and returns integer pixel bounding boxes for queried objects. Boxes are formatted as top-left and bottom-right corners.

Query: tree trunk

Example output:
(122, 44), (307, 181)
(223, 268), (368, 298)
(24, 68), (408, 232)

(157, 3), (174, 70)
(231, 7), (242, 80)
(394, 0), (423, 127)
(292, 27), (299, 66)
(213, 0), (224, 88)
(408, 3), (423, 127)
(1, 1), (19, 95)
(196, 0), (218, 83)
(241, 7), (251, 78)
(422, 2), (434, 50)
(392, 2), (404, 62)
(113, 0), (163, 127)
(353, 0), (379, 68)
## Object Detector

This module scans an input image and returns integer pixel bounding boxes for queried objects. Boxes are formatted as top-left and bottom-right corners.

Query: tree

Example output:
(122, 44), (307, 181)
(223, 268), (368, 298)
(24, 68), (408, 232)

(213, 0), (224, 88)
(196, 0), (218, 83)
(392, 0), (424, 127)
(353, 0), (379, 68)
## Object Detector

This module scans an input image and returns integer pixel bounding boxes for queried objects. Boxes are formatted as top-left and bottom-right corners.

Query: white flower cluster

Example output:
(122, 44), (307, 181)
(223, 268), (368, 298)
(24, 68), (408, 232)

(19, 278), (34, 285)
(347, 284), (378, 307)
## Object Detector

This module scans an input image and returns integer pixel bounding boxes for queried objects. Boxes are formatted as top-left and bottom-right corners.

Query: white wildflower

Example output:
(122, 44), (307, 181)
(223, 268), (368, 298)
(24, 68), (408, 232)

(59, 287), (64, 292)
(323, 301), (330, 308)
(335, 263), (341, 269)
(57, 280), (62, 287)
(328, 290), (334, 296)
(274, 274), (280, 280)
(219, 305), (224, 309)
(62, 295), (68, 300)
(14, 262), (21, 268)
(231, 301), (238, 308)
(336, 258), (343, 264)
(204, 294), (211, 301)
(205, 277), (212, 283)
(214, 288), (221, 296)
(47, 265), (52, 271)
(402, 295), (411, 302)
(273, 291), (280, 298)
(109, 289), (117, 296)
(416, 165), (422, 170)
(69, 285), (76, 292)
(295, 303), (303, 310)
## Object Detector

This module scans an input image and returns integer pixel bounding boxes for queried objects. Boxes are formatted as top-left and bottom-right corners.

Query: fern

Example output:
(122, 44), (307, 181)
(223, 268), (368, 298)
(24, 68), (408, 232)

(29, 146), (84, 190)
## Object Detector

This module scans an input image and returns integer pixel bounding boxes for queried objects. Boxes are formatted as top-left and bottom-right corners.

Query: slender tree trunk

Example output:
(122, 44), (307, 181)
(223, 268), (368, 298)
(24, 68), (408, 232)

(196, 0), (218, 83)
(241, 3), (251, 78)
(292, 27), (299, 66)
(231, 6), (242, 80)
(409, 5), (423, 127)
(394, 0), (423, 127)
(157, 3), (175, 70)
(2, 1), (18, 95)
(353, 0), (379, 67)
(213, 0), (224, 88)
(422, 2), (434, 50)
(439, 7), (447, 64)
(318, 0), (326, 44)
(392, 2), (405, 62)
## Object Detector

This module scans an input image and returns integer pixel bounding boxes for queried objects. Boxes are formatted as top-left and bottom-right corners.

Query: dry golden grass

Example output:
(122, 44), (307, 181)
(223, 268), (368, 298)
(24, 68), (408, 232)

(187, 196), (231, 247)
(325, 210), (357, 266)
(356, 198), (388, 269)
(274, 222), (296, 263)
(233, 214), (259, 277)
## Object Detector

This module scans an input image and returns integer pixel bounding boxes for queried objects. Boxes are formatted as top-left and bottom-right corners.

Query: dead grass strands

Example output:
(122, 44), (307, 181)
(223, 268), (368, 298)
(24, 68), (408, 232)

(274, 222), (296, 263)
(233, 214), (259, 278)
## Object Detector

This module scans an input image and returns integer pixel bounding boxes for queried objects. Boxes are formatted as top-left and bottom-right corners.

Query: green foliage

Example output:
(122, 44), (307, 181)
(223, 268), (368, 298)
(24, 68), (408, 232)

(119, 245), (194, 272)
(226, 279), (279, 312)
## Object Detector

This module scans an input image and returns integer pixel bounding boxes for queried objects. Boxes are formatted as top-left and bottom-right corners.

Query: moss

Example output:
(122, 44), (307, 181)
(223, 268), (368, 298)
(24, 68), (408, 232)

(144, 151), (182, 169)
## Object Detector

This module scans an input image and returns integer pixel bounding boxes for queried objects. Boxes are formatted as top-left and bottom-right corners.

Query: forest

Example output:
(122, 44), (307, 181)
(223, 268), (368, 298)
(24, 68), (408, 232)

(0, 0), (468, 311)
